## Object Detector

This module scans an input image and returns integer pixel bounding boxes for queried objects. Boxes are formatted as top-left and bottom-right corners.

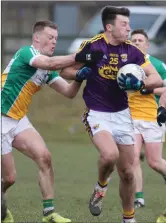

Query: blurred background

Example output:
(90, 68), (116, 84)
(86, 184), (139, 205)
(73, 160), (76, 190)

(2, 1), (166, 66)
(2, 2), (166, 222)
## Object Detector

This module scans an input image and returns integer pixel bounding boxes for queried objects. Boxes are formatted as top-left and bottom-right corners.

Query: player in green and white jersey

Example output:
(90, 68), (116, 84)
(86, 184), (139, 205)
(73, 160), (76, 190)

(1, 20), (103, 223)
(131, 29), (166, 208)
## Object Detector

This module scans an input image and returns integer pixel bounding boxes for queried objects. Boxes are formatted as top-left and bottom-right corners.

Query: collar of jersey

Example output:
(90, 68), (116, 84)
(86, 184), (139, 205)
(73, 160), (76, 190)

(31, 45), (41, 54)
(103, 33), (109, 44)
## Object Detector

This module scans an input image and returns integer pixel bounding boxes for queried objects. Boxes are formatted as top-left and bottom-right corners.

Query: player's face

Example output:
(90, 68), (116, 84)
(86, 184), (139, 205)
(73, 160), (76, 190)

(111, 15), (131, 43)
(131, 34), (149, 53)
(38, 27), (58, 56)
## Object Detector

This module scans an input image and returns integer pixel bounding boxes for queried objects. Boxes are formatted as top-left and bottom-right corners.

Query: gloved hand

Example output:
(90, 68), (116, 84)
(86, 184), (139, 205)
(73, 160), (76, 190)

(75, 41), (105, 63)
(75, 49), (104, 64)
(75, 67), (92, 82)
(140, 88), (154, 95)
(157, 106), (166, 126)
(118, 73), (145, 91)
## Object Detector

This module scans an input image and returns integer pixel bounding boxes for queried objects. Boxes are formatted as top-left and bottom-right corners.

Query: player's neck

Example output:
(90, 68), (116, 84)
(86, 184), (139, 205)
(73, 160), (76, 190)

(32, 42), (41, 53)
(104, 32), (121, 46)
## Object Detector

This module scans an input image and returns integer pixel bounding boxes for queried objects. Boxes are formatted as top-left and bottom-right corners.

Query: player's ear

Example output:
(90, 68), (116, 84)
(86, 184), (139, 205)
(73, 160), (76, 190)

(106, 24), (112, 32)
(146, 41), (150, 50)
(33, 32), (40, 43)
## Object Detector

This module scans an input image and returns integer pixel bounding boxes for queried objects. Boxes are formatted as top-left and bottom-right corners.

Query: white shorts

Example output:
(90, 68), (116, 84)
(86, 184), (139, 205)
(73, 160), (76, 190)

(2, 115), (34, 155)
(82, 108), (135, 145)
(133, 120), (165, 143)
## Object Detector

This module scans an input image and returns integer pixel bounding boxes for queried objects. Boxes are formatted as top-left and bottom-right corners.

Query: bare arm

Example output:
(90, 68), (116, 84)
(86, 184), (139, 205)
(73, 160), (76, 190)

(60, 63), (84, 80)
(153, 87), (166, 96)
(32, 54), (76, 70)
(49, 78), (82, 99)
(142, 63), (163, 88)
(159, 90), (166, 107)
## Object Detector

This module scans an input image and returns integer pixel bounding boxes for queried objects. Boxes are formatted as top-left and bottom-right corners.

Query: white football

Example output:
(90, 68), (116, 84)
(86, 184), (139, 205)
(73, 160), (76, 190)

(117, 64), (146, 93)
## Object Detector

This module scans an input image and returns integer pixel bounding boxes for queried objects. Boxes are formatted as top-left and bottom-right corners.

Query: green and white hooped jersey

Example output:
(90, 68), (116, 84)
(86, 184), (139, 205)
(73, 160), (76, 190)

(1, 45), (60, 120)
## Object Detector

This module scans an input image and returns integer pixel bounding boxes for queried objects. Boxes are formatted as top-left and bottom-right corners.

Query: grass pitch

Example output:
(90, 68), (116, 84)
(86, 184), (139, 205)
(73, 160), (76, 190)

(7, 141), (166, 223)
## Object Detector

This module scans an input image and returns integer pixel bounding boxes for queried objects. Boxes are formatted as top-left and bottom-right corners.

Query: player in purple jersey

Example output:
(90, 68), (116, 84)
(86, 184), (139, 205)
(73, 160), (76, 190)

(61, 6), (163, 223)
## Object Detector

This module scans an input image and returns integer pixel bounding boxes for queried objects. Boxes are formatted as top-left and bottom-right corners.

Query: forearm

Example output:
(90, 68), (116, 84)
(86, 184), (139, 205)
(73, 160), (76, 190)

(159, 90), (166, 108)
(64, 81), (82, 98)
(60, 63), (84, 80)
(49, 54), (76, 70)
(60, 67), (77, 80)
(154, 87), (166, 96)
(32, 54), (76, 70)
(143, 74), (163, 89)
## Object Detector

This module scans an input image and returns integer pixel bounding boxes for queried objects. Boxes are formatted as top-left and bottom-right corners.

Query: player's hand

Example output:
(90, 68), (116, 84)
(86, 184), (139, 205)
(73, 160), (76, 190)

(118, 73), (145, 91)
(75, 67), (92, 82)
(157, 106), (166, 126)
(75, 50), (104, 64)
(140, 88), (154, 95)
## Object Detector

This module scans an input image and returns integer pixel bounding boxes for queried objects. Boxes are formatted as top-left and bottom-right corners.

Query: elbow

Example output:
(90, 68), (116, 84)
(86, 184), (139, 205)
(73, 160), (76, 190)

(67, 94), (75, 99)
(60, 69), (65, 78)
(60, 69), (71, 80)
(63, 90), (76, 99)
(159, 77), (163, 87)
(47, 58), (58, 70)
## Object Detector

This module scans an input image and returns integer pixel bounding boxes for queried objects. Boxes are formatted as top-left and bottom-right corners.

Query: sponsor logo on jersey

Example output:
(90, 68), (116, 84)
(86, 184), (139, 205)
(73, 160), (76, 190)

(120, 54), (128, 62)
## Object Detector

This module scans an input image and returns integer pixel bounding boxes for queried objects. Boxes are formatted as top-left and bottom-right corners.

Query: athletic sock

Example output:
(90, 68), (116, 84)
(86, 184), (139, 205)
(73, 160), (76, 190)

(98, 180), (108, 188)
(135, 191), (144, 200)
(43, 199), (54, 216)
(123, 209), (135, 220)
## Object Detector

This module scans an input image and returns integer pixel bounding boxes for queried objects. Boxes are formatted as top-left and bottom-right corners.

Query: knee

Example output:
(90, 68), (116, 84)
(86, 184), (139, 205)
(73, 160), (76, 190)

(3, 171), (16, 188)
(100, 150), (119, 164)
(147, 158), (159, 170)
(119, 168), (134, 182)
(36, 150), (52, 170)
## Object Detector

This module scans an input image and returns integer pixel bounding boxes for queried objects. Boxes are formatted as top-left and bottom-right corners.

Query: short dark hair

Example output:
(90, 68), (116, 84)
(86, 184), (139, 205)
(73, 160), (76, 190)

(131, 29), (149, 40)
(101, 6), (130, 30)
(33, 20), (57, 33)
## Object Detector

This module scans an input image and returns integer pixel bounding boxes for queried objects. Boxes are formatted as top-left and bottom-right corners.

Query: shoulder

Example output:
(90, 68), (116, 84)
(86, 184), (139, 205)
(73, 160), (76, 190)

(79, 33), (106, 50)
(21, 45), (40, 55)
(125, 40), (143, 51)
(124, 40), (146, 57)
(149, 55), (164, 65)
(88, 33), (105, 44)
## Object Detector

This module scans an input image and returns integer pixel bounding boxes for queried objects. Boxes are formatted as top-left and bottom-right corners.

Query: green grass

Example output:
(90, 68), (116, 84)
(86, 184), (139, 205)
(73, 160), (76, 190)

(7, 140), (166, 223)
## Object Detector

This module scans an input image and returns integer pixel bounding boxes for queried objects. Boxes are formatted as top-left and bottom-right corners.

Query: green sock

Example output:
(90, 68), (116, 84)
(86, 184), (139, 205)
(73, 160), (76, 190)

(135, 192), (144, 199)
(43, 199), (54, 215)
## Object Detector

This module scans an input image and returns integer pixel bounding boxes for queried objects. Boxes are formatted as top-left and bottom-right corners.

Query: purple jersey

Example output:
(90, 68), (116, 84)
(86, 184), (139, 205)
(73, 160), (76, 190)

(79, 33), (149, 112)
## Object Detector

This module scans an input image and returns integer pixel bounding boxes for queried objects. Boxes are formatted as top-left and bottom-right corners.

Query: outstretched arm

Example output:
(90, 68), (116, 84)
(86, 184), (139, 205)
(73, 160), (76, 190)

(60, 63), (84, 80)
(32, 54), (76, 70)
(31, 49), (103, 71)
(50, 66), (92, 98)
(50, 78), (82, 99)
